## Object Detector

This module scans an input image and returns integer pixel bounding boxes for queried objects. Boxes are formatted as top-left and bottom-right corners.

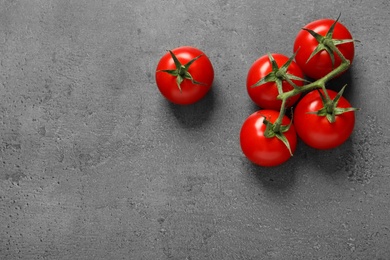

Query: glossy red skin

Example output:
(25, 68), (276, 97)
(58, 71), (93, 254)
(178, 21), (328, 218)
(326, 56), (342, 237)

(155, 46), (214, 105)
(246, 53), (304, 110)
(294, 89), (355, 150)
(293, 19), (354, 80)
(240, 110), (297, 167)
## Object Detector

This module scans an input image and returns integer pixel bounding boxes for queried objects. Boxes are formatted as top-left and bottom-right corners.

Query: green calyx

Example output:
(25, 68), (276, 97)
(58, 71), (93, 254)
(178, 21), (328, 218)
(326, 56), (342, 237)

(302, 14), (355, 67)
(263, 115), (294, 156)
(312, 85), (358, 123)
(251, 52), (308, 95)
(157, 50), (205, 92)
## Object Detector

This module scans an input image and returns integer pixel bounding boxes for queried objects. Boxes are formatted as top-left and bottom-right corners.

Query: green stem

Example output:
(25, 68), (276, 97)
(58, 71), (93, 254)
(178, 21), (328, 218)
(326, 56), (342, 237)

(273, 98), (287, 133)
(273, 43), (351, 132)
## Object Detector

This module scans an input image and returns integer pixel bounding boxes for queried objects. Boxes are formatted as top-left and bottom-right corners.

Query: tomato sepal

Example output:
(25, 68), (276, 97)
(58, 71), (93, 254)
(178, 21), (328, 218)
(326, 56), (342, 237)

(307, 85), (358, 123)
(157, 50), (206, 92)
(263, 114), (294, 156)
(302, 14), (356, 67)
(250, 52), (308, 95)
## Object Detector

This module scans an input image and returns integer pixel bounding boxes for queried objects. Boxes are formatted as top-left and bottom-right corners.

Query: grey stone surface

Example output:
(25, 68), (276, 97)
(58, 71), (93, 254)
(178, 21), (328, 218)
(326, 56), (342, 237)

(1, 0), (390, 259)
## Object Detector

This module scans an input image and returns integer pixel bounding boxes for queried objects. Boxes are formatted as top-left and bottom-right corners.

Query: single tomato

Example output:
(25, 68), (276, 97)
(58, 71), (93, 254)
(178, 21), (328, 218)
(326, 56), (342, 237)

(155, 46), (214, 105)
(293, 18), (355, 79)
(240, 110), (297, 167)
(294, 89), (355, 149)
(246, 53), (305, 110)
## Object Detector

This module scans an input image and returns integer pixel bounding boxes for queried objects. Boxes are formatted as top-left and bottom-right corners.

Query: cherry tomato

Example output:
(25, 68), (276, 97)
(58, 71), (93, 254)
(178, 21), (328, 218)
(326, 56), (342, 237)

(240, 110), (297, 167)
(293, 18), (355, 79)
(155, 46), (214, 105)
(294, 89), (355, 150)
(246, 53), (304, 110)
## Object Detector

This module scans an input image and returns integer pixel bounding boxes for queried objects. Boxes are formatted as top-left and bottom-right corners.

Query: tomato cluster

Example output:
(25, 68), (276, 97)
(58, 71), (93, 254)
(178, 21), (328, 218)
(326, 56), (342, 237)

(241, 17), (356, 166)
(155, 16), (357, 167)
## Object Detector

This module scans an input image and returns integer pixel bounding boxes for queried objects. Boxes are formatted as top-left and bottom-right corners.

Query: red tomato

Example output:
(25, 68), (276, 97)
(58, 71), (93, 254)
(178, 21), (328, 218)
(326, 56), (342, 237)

(155, 46), (214, 105)
(293, 19), (355, 79)
(240, 110), (297, 167)
(294, 89), (355, 149)
(246, 53), (304, 110)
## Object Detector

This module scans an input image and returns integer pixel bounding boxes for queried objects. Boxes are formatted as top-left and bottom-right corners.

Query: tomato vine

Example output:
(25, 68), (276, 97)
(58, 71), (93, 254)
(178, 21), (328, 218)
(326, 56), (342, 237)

(275, 21), (356, 124)
(243, 15), (359, 165)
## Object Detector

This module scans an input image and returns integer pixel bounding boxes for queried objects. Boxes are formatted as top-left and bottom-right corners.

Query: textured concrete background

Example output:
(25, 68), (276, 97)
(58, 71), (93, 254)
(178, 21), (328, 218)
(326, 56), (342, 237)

(1, 0), (390, 259)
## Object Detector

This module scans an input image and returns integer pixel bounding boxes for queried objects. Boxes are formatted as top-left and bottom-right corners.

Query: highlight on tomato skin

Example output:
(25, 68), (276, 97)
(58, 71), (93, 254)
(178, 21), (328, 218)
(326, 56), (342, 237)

(240, 110), (297, 167)
(155, 46), (214, 105)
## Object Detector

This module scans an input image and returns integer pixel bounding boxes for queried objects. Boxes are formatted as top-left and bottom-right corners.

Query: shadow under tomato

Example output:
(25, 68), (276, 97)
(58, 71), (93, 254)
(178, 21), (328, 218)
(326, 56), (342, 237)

(166, 82), (218, 129)
(300, 137), (355, 182)
(241, 155), (298, 194)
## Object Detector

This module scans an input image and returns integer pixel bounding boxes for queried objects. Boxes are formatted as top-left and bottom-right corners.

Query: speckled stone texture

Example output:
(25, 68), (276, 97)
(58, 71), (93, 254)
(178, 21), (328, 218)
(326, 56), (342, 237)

(1, 0), (390, 259)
